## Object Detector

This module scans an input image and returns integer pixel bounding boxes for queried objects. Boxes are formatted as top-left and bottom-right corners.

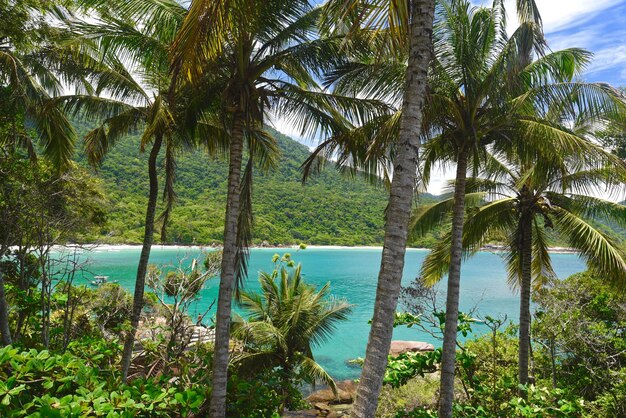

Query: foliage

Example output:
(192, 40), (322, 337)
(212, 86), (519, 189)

(393, 269), (626, 417)
(226, 369), (304, 418)
(144, 252), (220, 362)
(0, 152), (107, 246)
(72, 123), (413, 246)
(384, 350), (441, 388)
(0, 344), (205, 417)
(397, 385), (585, 418)
(393, 324), (586, 418)
(0, 0), (81, 170)
(234, 254), (351, 409)
(534, 271), (626, 417)
(376, 375), (439, 418)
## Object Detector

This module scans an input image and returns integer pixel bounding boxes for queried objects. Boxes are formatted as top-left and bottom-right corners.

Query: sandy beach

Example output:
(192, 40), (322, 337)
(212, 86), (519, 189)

(53, 243), (578, 254)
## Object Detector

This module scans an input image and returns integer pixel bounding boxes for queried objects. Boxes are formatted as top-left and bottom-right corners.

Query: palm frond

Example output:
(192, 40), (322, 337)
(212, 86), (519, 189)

(409, 192), (485, 239)
(234, 157), (254, 299)
(552, 206), (626, 287)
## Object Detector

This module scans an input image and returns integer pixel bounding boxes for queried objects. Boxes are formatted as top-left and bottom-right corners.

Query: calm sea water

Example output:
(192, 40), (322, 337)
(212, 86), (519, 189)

(75, 246), (585, 380)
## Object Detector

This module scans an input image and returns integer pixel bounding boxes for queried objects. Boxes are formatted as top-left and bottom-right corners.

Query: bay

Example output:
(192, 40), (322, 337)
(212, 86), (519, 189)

(76, 246), (586, 380)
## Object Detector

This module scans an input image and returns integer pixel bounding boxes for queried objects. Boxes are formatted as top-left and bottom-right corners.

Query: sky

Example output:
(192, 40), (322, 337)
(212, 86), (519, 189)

(506, 0), (626, 87)
(427, 0), (626, 194)
(274, 0), (626, 195)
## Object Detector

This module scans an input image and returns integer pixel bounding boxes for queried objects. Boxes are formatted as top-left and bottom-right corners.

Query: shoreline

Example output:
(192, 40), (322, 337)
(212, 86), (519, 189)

(56, 243), (580, 254)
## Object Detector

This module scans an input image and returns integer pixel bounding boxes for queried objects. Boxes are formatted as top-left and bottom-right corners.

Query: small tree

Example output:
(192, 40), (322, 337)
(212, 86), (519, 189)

(146, 251), (221, 365)
(234, 254), (352, 412)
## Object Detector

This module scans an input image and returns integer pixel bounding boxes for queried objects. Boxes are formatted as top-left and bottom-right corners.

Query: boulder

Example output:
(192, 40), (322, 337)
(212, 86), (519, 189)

(327, 403), (352, 417)
(307, 380), (357, 405)
(389, 340), (435, 357)
(282, 410), (319, 417)
(313, 403), (332, 414)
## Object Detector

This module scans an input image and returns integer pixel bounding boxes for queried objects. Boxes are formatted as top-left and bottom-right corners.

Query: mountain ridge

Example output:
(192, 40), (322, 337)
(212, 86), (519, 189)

(73, 122), (444, 247)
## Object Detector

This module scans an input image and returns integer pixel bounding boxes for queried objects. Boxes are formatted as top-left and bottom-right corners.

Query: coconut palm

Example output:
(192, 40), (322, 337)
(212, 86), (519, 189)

(411, 144), (626, 386)
(421, 2), (546, 412)
(59, 0), (211, 380)
(0, 0), (93, 346)
(0, 0), (83, 171)
(414, 1), (626, 412)
(171, 2), (385, 415)
(233, 255), (351, 412)
(310, 0), (544, 414)
(314, 1), (436, 415)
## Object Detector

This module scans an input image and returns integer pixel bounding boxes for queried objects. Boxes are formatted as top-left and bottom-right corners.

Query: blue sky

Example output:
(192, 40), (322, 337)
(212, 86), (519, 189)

(513, 0), (626, 87)
(273, 0), (626, 195)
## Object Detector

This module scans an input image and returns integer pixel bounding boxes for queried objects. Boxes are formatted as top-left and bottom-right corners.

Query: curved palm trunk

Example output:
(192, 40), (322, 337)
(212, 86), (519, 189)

(209, 115), (245, 418)
(349, 1), (434, 416)
(518, 210), (533, 386)
(438, 147), (469, 418)
(121, 133), (163, 381)
(0, 266), (12, 346)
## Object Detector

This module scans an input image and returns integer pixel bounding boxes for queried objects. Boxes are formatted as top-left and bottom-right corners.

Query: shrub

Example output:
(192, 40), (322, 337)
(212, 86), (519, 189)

(0, 345), (204, 417)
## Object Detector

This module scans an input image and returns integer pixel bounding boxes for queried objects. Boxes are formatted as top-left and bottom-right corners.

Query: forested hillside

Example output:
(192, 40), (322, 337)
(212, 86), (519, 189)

(74, 124), (442, 246)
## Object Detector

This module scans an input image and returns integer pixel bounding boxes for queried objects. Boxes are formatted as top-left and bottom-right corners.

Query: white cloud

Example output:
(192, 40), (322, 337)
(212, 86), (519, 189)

(503, 0), (623, 34)
(587, 45), (626, 75)
(547, 27), (599, 51)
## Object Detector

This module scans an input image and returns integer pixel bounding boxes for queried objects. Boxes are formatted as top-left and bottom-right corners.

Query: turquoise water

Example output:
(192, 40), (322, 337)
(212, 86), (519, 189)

(76, 246), (586, 380)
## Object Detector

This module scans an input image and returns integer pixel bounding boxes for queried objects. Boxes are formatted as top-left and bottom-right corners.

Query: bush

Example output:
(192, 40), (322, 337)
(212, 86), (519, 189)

(0, 345), (205, 417)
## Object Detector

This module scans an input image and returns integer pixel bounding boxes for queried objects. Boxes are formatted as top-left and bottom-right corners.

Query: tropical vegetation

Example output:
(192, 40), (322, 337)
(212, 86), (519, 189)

(234, 253), (351, 412)
(1, 0), (626, 416)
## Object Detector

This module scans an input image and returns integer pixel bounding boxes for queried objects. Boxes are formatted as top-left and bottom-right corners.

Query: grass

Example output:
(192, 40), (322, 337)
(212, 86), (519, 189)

(376, 374), (439, 417)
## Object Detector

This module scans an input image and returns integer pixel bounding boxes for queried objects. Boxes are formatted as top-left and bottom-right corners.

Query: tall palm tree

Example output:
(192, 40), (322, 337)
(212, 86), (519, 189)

(315, 1), (436, 415)
(423, 3), (537, 412)
(171, 2), (381, 415)
(414, 1), (626, 413)
(309, 0), (543, 414)
(234, 256), (351, 412)
(61, 0), (209, 380)
(411, 145), (626, 386)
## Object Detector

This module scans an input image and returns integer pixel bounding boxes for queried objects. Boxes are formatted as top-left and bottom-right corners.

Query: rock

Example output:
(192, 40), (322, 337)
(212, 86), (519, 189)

(389, 340), (435, 357)
(282, 410), (319, 417)
(313, 403), (331, 415)
(335, 380), (357, 396)
(327, 403), (352, 417)
(307, 380), (357, 405)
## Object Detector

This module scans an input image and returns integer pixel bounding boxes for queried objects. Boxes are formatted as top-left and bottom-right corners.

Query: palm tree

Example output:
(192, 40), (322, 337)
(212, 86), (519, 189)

(414, 1), (626, 413)
(315, 0), (625, 412)
(234, 255), (351, 412)
(171, 2), (383, 415)
(0, 0), (82, 171)
(422, 3), (542, 412)
(61, 0), (207, 380)
(309, 0), (544, 414)
(412, 145), (626, 386)
(0, 0), (92, 346)
(314, 1), (436, 415)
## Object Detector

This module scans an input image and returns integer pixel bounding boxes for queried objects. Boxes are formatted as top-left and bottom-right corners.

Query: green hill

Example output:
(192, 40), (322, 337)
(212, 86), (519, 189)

(74, 124), (442, 246)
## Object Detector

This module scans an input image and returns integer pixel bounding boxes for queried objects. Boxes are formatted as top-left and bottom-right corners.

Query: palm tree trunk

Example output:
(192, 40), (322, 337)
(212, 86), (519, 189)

(438, 147), (469, 418)
(209, 115), (245, 418)
(14, 247), (27, 342)
(349, 1), (434, 416)
(121, 133), (163, 381)
(518, 210), (533, 386)
(0, 265), (12, 346)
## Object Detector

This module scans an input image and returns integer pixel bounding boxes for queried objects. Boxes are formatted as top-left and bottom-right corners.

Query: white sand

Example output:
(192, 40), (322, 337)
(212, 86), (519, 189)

(51, 243), (577, 254)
